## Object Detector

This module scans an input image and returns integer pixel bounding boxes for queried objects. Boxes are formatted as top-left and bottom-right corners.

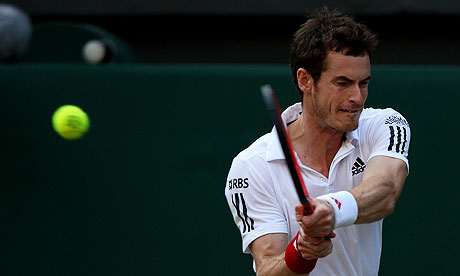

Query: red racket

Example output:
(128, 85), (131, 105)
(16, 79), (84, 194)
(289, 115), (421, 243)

(260, 84), (314, 215)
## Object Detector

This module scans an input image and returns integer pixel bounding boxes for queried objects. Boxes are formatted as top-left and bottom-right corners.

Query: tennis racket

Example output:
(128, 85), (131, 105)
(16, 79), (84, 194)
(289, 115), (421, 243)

(260, 84), (314, 215)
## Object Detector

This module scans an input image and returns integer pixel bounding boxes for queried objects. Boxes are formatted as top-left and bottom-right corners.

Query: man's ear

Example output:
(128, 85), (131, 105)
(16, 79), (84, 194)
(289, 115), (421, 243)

(297, 68), (314, 94)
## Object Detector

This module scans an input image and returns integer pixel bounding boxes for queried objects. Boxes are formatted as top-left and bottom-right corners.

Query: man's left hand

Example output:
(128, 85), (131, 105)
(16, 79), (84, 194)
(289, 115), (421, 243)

(295, 199), (335, 238)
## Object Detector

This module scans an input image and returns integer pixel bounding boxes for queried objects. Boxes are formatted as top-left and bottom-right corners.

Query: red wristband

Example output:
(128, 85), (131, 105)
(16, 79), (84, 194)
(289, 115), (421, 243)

(285, 231), (318, 274)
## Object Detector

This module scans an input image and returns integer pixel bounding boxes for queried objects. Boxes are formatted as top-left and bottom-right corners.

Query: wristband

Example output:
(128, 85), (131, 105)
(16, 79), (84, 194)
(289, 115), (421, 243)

(317, 191), (358, 228)
(285, 231), (318, 274)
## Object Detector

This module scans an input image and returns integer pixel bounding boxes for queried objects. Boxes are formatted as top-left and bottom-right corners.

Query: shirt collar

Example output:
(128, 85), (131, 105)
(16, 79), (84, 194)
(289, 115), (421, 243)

(266, 103), (302, 161)
(265, 102), (360, 161)
(345, 129), (360, 147)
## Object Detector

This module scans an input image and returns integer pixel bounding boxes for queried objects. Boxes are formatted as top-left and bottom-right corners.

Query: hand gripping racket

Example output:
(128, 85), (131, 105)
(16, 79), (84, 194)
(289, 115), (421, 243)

(260, 84), (314, 215)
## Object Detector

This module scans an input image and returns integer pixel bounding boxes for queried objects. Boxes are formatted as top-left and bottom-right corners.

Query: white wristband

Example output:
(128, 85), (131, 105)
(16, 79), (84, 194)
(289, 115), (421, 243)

(317, 191), (358, 228)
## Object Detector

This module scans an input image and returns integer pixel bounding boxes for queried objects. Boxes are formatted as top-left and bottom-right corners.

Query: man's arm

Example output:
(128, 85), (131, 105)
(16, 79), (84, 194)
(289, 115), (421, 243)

(299, 155), (408, 235)
(250, 202), (335, 276)
(249, 233), (294, 276)
(250, 233), (329, 276)
(350, 155), (408, 223)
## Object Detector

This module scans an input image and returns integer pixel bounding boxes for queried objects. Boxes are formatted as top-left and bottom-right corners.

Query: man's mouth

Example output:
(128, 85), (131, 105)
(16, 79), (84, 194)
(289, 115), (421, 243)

(339, 108), (360, 113)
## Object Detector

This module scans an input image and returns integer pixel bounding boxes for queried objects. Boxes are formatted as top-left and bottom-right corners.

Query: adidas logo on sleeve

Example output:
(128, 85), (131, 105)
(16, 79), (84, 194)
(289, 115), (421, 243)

(351, 157), (366, 176)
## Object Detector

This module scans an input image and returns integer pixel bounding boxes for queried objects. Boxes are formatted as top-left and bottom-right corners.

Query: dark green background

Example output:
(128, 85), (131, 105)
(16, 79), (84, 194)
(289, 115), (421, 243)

(14, 0), (460, 15)
(0, 64), (458, 275)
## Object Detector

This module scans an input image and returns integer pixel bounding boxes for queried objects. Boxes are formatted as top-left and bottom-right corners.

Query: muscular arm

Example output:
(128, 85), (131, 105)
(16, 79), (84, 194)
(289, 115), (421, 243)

(350, 156), (408, 224)
(250, 203), (335, 276)
(250, 233), (323, 276)
(249, 233), (296, 276)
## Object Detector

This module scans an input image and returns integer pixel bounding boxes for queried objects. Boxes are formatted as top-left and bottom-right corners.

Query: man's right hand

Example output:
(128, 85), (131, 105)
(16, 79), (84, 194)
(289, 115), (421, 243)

(297, 230), (335, 259)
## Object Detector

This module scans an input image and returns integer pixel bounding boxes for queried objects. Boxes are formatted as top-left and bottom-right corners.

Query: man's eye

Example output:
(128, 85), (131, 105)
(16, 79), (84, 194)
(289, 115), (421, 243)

(337, 82), (348, 86)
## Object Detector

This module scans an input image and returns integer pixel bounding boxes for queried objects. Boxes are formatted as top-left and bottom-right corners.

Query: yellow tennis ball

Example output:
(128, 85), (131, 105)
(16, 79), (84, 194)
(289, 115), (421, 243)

(52, 105), (90, 140)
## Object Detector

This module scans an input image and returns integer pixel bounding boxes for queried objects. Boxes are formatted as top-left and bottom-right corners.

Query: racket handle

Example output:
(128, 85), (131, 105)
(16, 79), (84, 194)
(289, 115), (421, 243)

(302, 204), (314, 216)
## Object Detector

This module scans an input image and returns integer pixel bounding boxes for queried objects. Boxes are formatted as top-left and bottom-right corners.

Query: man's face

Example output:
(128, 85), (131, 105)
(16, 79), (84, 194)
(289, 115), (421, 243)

(311, 51), (371, 132)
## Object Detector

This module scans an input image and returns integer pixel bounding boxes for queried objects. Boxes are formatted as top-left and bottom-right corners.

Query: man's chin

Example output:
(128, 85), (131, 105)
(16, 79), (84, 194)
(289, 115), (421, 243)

(338, 121), (359, 132)
(344, 125), (359, 132)
(334, 113), (361, 132)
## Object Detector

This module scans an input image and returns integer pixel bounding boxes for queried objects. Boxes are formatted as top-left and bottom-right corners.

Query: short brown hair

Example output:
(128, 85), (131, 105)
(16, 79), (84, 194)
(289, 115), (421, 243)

(290, 7), (378, 96)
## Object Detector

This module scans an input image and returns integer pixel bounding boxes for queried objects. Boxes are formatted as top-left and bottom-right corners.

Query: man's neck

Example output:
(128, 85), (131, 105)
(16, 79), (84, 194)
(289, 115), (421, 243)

(287, 114), (344, 178)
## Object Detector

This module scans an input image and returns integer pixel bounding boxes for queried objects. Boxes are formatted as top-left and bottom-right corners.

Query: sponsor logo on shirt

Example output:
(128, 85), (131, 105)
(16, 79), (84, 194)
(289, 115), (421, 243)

(385, 115), (409, 127)
(351, 157), (366, 176)
(228, 178), (249, 190)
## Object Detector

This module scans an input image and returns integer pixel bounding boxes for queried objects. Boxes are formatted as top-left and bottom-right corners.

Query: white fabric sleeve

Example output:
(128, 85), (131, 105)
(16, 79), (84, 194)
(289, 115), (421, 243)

(365, 108), (411, 172)
(224, 156), (288, 254)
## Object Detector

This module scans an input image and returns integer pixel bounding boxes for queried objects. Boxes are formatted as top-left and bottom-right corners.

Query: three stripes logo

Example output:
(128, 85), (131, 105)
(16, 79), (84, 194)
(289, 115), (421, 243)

(352, 157), (366, 176)
(385, 116), (409, 126)
(388, 126), (408, 154)
(231, 193), (254, 233)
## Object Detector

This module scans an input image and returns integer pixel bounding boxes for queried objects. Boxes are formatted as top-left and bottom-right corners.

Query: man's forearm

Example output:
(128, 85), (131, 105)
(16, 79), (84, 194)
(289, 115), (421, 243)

(250, 233), (316, 276)
(256, 253), (308, 276)
(350, 156), (407, 224)
(351, 174), (396, 224)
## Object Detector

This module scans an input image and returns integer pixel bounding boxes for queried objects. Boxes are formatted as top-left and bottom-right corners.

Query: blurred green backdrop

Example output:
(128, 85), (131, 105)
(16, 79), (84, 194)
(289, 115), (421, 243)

(0, 64), (457, 275)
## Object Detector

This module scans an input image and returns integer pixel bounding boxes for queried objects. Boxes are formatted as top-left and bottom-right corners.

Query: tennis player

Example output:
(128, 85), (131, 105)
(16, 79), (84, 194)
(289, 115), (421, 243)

(225, 7), (411, 275)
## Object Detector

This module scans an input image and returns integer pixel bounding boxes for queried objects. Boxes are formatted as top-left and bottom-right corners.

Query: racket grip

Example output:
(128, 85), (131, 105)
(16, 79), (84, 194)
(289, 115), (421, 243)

(302, 203), (314, 216)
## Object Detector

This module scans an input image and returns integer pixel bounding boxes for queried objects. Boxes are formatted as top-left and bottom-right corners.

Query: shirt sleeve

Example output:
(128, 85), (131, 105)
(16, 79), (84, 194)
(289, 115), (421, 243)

(224, 155), (288, 254)
(364, 108), (411, 172)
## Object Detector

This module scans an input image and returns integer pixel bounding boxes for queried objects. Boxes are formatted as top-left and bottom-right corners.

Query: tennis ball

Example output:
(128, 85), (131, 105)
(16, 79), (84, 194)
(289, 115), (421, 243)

(52, 105), (90, 140)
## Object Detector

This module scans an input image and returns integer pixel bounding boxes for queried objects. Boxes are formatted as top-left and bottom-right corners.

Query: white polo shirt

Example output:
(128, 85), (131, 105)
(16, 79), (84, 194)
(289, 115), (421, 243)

(225, 103), (410, 276)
